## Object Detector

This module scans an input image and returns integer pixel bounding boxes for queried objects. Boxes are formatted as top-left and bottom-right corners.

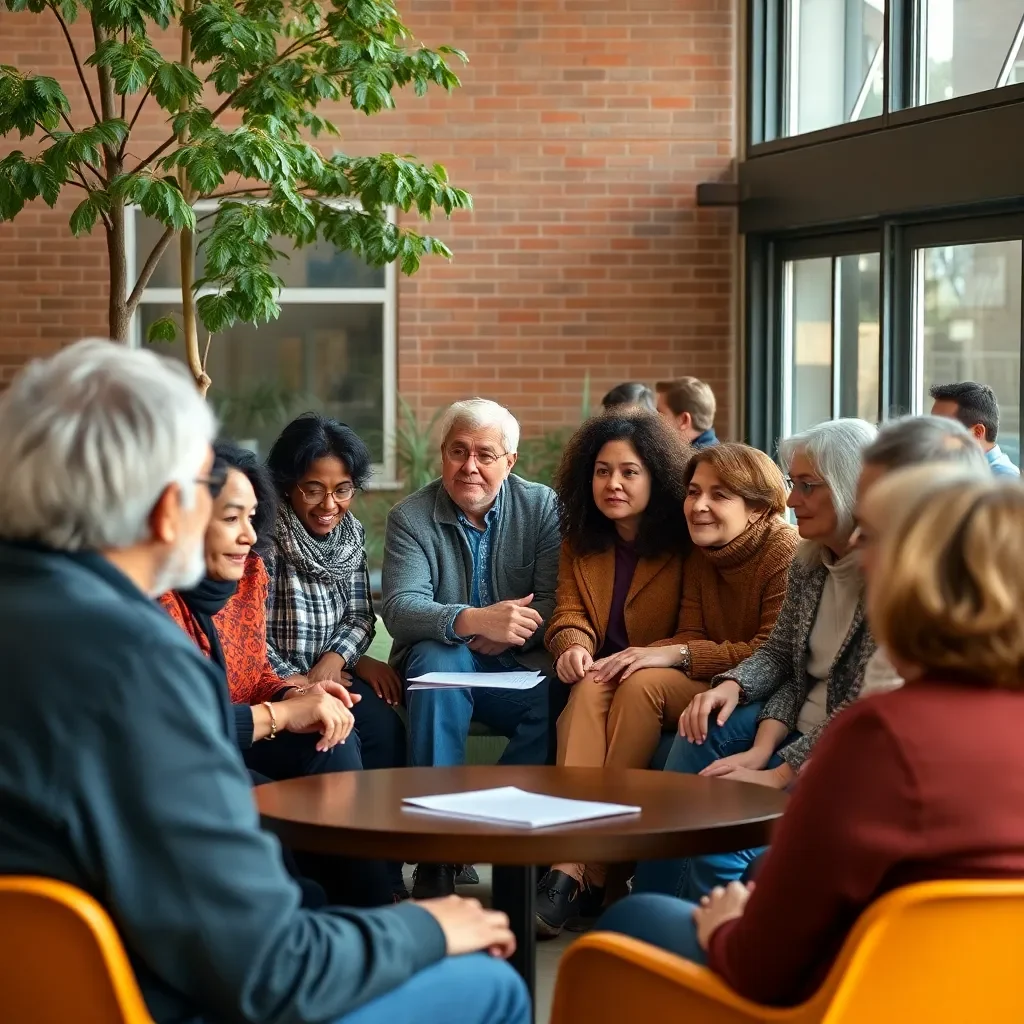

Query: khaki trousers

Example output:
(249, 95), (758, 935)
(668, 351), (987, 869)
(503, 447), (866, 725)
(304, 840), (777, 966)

(557, 668), (707, 770)
(554, 668), (707, 888)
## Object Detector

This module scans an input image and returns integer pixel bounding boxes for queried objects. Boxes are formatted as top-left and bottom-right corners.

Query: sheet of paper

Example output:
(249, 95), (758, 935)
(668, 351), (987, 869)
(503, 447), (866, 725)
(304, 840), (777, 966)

(407, 671), (543, 691)
(402, 786), (641, 829)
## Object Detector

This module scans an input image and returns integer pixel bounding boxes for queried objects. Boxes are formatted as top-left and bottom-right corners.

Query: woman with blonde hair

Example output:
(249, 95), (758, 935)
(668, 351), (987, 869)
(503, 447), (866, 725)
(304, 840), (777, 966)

(596, 465), (1024, 1008)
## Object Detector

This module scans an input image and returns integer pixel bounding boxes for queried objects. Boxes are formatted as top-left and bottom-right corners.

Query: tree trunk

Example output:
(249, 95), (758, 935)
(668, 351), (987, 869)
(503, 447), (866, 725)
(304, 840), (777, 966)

(106, 205), (130, 343)
(177, 0), (210, 395)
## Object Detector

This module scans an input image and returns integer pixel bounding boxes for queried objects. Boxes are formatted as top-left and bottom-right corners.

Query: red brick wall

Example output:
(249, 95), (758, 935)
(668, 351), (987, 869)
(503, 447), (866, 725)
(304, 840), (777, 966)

(0, 0), (737, 433)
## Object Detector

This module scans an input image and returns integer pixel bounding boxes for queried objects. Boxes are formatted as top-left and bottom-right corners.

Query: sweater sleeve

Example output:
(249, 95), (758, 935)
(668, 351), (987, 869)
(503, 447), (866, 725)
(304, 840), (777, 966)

(522, 486), (561, 652)
(544, 541), (598, 659)
(97, 644), (449, 1023)
(686, 556), (793, 682)
(707, 703), (919, 1007)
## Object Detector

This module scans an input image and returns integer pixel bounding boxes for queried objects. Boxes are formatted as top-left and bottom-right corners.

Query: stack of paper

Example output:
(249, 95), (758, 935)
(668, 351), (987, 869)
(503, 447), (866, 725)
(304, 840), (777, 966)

(402, 786), (641, 829)
(407, 670), (544, 692)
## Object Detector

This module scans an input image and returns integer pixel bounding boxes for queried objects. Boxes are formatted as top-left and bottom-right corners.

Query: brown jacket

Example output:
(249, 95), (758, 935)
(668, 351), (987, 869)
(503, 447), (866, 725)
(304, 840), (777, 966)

(545, 540), (687, 658)
(679, 515), (798, 680)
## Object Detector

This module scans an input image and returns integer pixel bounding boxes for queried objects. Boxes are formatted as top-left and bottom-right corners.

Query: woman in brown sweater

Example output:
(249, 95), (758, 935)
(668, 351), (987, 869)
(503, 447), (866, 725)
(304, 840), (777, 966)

(538, 412), (698, 935)
(598, 443), (797, 754)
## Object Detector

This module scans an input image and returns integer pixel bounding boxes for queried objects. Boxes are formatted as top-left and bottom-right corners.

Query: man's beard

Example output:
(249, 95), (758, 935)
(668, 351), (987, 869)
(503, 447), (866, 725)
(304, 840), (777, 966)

(150, 536), (207, 597)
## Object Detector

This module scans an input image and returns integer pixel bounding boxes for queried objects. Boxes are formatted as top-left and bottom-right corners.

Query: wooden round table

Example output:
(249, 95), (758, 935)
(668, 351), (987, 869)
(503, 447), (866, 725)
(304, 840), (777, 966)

(257, 765), (787, 1002)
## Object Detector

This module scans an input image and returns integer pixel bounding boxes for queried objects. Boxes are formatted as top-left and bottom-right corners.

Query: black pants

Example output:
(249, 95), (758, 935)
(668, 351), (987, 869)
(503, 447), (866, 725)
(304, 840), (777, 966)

(245, 729), (394, 907)
(348, 675), (407, 770)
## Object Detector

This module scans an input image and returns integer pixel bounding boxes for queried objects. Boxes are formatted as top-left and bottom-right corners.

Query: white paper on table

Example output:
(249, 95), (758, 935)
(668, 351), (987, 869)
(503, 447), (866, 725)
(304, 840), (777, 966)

(407, 671), (543, 691)
(402, 786), (641, 829)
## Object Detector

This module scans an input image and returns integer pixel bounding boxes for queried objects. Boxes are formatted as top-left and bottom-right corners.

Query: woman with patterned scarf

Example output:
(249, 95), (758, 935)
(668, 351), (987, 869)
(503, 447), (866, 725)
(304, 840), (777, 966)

(265, 414), (408, 774)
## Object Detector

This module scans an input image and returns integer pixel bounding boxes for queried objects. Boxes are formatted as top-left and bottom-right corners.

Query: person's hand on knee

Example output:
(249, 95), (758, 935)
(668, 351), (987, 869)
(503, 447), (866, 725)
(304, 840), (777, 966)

(555, 645), (593, 684)
(418, 895), (517, 959)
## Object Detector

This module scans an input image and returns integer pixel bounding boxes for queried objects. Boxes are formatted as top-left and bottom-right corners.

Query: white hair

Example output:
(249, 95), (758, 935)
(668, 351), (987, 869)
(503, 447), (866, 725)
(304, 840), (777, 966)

(440, 397), (521, 454)
(779, 417), (878, 565)
(0, 339), (217, 552)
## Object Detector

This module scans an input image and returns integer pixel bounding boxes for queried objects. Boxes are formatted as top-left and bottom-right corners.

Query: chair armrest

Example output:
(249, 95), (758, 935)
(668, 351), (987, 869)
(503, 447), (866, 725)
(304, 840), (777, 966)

(551, 932), (793, 1024)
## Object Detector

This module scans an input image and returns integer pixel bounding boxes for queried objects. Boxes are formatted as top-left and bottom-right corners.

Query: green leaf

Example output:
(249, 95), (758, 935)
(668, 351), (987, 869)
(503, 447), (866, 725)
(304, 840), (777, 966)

(108, 172), (195, 231)
(150, 62), (203, 111)
(69, 191), (110, 235)
(86, 37), (162, 95)
(146, 315), (178, 343)
(195, 292), (239, 334)
(0, 68), (71, 138)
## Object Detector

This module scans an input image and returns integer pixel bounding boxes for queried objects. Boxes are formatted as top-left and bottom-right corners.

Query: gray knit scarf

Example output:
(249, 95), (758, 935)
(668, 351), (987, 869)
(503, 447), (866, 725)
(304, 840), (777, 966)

(274, 503), (362, 586)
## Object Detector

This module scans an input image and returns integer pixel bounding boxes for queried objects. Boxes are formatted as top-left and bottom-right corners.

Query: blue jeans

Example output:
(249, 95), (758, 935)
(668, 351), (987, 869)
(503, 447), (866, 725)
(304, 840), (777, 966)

(336, 954), (530, 1024)
(633, 702), (799, 901)
(404, 641), (552, 767)
(595, 893), (707, 965)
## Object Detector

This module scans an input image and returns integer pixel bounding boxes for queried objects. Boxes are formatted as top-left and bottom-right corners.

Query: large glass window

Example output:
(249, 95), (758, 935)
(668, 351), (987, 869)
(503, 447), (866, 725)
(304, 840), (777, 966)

(915, 239), (1022, 464)
(129, 203), (396, 470)
(782, 251), (881, 434)
(784, 0), (885, 137)
(916, 1), (1024, 105)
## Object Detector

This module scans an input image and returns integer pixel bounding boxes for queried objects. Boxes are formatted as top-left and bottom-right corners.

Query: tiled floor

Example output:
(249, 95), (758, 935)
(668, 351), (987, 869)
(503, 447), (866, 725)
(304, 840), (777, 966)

(404, 865), (578, 1024)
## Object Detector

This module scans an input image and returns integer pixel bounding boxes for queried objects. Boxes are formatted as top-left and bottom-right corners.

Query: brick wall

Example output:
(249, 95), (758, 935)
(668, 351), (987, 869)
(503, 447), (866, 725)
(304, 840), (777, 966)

(0, 0), (737, 434)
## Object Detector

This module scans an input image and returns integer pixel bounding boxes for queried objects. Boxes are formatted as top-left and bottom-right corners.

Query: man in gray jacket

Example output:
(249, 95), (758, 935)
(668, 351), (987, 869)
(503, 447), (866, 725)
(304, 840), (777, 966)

(382, 399), (561, 896)
(0, 341), (527, 1024)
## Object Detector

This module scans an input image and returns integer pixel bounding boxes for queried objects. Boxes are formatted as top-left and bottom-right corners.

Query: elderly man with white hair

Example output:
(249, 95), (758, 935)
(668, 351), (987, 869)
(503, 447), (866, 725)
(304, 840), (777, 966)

(382, 397), (561, 898)
(0, 342), (529, 1024)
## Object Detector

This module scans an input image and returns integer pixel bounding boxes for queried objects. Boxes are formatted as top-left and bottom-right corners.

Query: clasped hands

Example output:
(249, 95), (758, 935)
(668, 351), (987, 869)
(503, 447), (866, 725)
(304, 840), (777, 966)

(555, 643), (682, 685)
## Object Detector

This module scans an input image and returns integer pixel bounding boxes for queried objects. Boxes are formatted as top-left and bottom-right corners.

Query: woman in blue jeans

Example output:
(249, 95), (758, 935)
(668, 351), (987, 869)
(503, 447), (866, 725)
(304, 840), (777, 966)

(634, 418), (881, 900)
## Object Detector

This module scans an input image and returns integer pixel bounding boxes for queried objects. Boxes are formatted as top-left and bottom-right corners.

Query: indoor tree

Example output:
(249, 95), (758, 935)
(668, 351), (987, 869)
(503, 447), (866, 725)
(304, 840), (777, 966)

(0, 0), (470, 392)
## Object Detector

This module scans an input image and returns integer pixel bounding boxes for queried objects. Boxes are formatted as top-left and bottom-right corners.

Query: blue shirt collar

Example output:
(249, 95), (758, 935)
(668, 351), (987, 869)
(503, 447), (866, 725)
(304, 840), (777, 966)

(457, 487), (503, 532)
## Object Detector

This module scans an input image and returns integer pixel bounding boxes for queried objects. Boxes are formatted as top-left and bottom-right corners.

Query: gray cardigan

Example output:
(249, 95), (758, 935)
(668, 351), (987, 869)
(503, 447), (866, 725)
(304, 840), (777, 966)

(381, 474), (560, 673)
(712, 552), (876, 771)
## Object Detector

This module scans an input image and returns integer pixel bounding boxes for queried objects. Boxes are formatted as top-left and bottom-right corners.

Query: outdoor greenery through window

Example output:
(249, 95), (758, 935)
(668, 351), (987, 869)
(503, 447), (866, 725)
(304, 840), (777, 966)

(133, 203), (395, 467)
(915, 239), (1022, 465)
(782, 252), (881, 435)
(915, 0), (1024, 105)
(783, 0), (884, 137)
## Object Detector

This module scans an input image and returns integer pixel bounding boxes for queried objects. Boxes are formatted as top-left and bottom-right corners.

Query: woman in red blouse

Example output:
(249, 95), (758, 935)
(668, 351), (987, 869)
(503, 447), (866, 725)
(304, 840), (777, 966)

(160, 441), (362, 778)
(594, 462), (1024, 1007)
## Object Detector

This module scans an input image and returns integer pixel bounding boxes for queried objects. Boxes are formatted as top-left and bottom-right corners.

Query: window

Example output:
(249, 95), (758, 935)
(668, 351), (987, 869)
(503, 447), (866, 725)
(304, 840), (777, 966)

(783, 0), (885, 137)
(782, 251), (881, 434)
(128, 202), (396, 474)
(915, 0), (1024, 106)
(913, 239), (1022, 464)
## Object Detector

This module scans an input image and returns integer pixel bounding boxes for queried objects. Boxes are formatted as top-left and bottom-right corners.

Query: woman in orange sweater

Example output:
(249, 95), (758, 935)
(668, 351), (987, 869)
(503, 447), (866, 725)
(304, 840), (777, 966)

(160, 442), (361, 776)
(597, 442), (797, 757)
(537, 413), (699, 936)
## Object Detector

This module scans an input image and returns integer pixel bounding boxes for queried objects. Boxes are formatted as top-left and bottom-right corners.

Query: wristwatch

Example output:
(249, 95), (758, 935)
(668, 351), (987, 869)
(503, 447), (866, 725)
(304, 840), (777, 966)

(678, 645), (691, 673)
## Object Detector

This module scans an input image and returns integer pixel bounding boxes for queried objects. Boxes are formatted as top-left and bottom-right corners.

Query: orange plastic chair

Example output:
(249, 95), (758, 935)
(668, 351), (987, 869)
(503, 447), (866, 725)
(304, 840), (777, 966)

(0, 876), (155, 1024)
(551, 880), (1024, 1024)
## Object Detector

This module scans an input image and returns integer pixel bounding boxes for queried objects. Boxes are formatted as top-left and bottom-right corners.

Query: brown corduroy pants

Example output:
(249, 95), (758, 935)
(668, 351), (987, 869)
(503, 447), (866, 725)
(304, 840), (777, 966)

(554, 668), (708, 887)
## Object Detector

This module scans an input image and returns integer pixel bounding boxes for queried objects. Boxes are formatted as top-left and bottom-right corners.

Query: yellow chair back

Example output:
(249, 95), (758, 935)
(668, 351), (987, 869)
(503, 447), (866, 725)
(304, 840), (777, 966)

(0, 876), (154, 1024)
(552, 880), (1024, 1024)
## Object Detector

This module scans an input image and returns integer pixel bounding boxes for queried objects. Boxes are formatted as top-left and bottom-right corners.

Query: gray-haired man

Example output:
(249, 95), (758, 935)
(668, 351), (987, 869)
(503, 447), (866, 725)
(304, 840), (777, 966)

(382, 398), (562, 896)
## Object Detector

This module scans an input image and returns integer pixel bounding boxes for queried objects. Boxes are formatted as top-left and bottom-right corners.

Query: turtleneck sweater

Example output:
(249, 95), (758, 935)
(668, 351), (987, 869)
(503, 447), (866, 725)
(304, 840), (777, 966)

(678, 515), (799, 680)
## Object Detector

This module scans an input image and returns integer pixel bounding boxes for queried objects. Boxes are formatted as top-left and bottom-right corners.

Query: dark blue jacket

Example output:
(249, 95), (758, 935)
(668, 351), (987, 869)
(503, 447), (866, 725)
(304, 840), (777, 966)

(0, 543), (445, 1024)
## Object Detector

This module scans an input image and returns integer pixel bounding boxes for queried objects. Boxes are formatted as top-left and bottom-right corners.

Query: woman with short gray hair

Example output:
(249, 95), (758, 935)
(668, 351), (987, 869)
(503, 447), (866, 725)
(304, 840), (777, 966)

(634, 418), (879, 901)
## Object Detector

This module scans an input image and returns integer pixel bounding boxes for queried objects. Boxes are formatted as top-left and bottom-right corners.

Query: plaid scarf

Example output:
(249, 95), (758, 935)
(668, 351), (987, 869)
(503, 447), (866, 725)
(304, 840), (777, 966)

(274, 504), (363, 588)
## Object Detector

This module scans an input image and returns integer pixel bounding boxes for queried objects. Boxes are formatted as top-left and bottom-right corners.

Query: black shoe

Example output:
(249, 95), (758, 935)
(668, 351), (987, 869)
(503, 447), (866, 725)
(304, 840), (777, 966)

(535, 869), (583, 938)
(411, 863), (456, 899)
(455, 864), (480, 886)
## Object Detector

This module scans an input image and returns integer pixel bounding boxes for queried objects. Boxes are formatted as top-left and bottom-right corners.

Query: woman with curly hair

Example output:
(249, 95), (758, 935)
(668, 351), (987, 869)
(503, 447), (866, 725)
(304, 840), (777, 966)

(535, 413), (702, 936)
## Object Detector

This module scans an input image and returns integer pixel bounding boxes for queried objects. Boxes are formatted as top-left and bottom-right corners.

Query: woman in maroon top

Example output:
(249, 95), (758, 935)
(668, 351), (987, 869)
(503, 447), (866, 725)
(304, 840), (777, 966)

(595, 463), (1024, 1007)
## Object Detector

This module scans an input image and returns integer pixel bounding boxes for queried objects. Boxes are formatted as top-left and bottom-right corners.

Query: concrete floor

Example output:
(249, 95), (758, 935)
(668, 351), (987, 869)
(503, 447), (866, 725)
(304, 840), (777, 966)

(404, 864), (578, 1024)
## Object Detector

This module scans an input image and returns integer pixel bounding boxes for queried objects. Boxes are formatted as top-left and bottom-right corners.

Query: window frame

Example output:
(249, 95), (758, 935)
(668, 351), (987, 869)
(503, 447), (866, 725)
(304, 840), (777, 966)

(125, 200), (399, 484)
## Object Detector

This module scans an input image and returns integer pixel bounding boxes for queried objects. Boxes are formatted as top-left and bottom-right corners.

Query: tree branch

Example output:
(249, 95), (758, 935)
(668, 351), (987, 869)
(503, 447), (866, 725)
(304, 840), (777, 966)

(131, 29), (332, 176)
(126, 82), (154, 135)
(125, 223), (175, 316)
(48, 3), (101, 125)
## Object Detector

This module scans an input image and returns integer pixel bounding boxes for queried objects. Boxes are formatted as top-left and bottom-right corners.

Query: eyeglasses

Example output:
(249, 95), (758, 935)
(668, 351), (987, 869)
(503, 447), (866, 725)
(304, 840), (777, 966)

(196, 468), (228, 499)
(786, 477), (827, 497)
(295, 482), (357, 504)
(443, 443), (509, 467)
